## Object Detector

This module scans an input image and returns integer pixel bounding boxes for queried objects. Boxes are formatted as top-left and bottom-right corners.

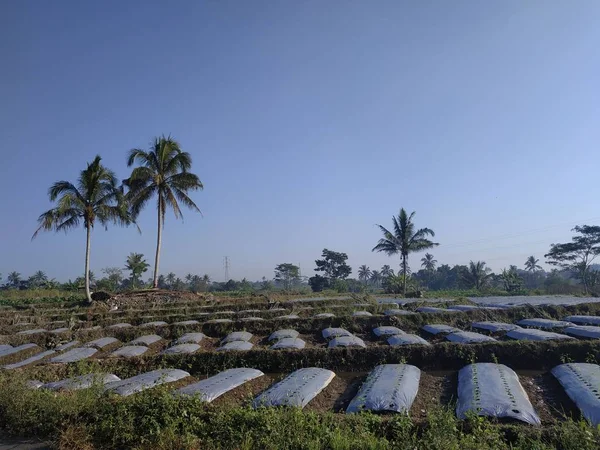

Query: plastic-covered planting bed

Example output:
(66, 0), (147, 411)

(328, 336), (366, 349)
(50, 328), (69, 334)
(447, 305), (480, 311)
(353, 311), (373, 317)
(240, 317), (264, 322)
(347, 364), (421, 413)
(129, 334), (162, 346)
(253, 368), (335, 409)
(140, 321), (169, 328)
(221, 331), (253, 344)
(563, 326), (600, 339)
(55, 341), (79, 351)
(457, 363), (541, 425)
(218, 341), (253, 352)
(50, 347), (97, 363)
(238, 309), (261, 314)
(322, 328), (352, 339)
(107, 323), (133, 329)
(176, 368), (264, 401)
(174, 320), (200, 326)
(16, 329), (47, 335)
(416, 307), (459, 314)
(373, 326), (405, 337)
(388, 334), (430, 346)
(277, 314), (300, 320)
(446, 331), (497, 344)
(314, 313), (335, 319)
(0, 343), (39, 358)
(271, 338), (306, 350)
(268, 329), (299, 341)
(161, 344), (200, 355)
(84, 337), (120, 349)
(471, 321), (521, 333)
(176, 333), (205, 344)
(506, 329), (574, 341)
(209, 319), (233, 324)
(111, 346), (149, 357)
(422, 324), (461, 335)
(3, 350), (55, 369)
(551, 363), (600, 426)
(384, 309), (416, 316)
(105, 369), (190, 396)
(43, 373), (121, 391)
(563, 315), (600, 326)
(516, 318), (574, 329)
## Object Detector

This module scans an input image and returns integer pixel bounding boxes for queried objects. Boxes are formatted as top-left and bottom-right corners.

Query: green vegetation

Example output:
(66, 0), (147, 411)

(124, 253), (150, 289)
(274, 263), (301, 291)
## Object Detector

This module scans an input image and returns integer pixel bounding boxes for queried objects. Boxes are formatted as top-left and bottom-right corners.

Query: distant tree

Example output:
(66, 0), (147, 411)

(202, 274), (211, 284)
(381, 265), (394, 279)
(524, 256), (542, 272)
(369, 270), (381, 287)
(462, 261), (493, 290)
(261, 276), (273, 291)
(500, 265), (524, 293)
(358, 265), (372, 285)
(125, 136), (204, 288)
(274, 263), (300, 290)
(125, 253), (150, 289)
(7, 271), (21, 288)
(28, 270), (48, 288)
(33, 156), (132, 303)
(102, 267), (124, 292)
(421, 253), (437, 272)
(314, 249), (352, 280)
(545, 226), (600, 293)
(373, 208), (438, 296)
(165, 272), (177, 290)
(308, 274), (329, 292)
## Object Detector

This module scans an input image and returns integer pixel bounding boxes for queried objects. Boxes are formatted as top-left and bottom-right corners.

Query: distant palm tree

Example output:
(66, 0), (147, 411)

(28, 270), (48, 288)
(7, 271), (21, 288)
(202, 274), (211, 284)
(380, 265), (394, 278)
(165, 272), (176, 290)
(421, 253), (437, 272)
(370, 270), (381, 287)
(524, 256), (542, 272)
(463, 261), (493, 290)
(373, 208), (438, 296)
(124, 253), (150, 289)
(33, 156), (132, 303)
(358, 265), (372, 285)
(125, 136), (204, 288)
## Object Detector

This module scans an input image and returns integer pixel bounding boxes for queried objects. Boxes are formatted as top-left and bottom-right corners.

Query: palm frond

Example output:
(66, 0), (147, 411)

(172, 187), (202, 216)
(48, 181), (84, 203)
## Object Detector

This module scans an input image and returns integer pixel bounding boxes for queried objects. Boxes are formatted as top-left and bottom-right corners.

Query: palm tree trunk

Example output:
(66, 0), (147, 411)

(153, 199), (163, 288)
(85, 225), (92, 304)
(402, 255), (408, 297)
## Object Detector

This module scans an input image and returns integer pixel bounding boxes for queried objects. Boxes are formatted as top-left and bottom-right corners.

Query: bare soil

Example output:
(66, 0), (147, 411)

(410, 372), (457, 422)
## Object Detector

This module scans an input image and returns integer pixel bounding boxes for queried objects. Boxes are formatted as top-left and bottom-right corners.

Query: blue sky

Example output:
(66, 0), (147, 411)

(1, 1), (599, 282)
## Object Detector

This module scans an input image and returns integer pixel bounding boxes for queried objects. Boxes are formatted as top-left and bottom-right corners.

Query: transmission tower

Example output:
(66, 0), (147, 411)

(223, 256), (230, 281)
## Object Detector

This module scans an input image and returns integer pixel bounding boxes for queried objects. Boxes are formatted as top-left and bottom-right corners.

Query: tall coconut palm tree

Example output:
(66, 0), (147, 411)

(421, 253), (437, 272)
(524, 256), (542, 272)
(33, 156), (132, 303)
(358, 265), (372, 285)
(125, 136), (203, 288)
(370, 270), (381, 287)
(373, 208), (438, 296)
(462, 261), (493, 290)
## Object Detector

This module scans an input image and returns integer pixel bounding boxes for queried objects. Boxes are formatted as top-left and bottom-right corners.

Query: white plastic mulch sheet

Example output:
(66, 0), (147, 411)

(277, 314), (300, 320)
(346, 364), (421, 414)
(551, 363), (600, 426)
(130, 335), (162, 346)
(416, 307), (458, 314)
(240, 317), (264, 322)
(448, 305), (480, 311)
(174, 320), (200, 326)
(314, 313), (335, 318)
(563, 326), (600, 339)
(506, 329), (574, 341)
(471, 322), (521, 333)
(457, 363), (541, 425)
(422, 324), (461, 335)
(105, 369), (190, 396)
(209, 319), (233, 323)
(563, 315), (600, 326)
(268, 329), (299, 341)
(111, 346), (149, 358)
(353, 311), (373, 317)
(218, 341), (254, 351)
(176, 368), (264, 401)
(3, 350), (55, 369)
(446, 331), (497, 344)
(84, 337), (119, 349)
(54, 341), (80, 352)
(43, 373), (121, 391)
(388, 334), (430, 346)
(516, 318), (574, 329)
(140, 321), (168, 328)
(176, 333), (206, 344)
(328, 336), (366, 348)
(0, 343), (39, 358)
(161, 344), (200, 355)
(253, 368), (335, 409)
(322, 328), (352, 339)
(271, 338), (306, 350)
(50, 328), (69, 334)
(384, 309), (416, 316)
(221, 331), (253, 344)
(107, 323), (132, 329)
(373, 326), (405, 337)
(50, 347), (97, 363)
(16, 329), (47, 335)
(0, 345), (12, 352)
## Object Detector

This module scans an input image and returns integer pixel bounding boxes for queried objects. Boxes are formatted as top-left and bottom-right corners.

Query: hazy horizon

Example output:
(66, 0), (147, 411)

(2, 1), (599, 282)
